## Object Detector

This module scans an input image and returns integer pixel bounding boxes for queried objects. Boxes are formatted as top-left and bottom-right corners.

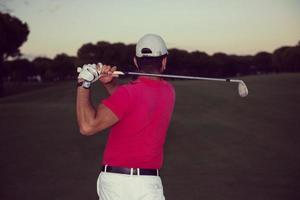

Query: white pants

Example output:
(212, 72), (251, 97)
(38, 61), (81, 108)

(97, 172), (165, 200)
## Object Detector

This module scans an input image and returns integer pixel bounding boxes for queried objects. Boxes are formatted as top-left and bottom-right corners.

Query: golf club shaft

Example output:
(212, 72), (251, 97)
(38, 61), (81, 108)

(114, 71), (243, 83)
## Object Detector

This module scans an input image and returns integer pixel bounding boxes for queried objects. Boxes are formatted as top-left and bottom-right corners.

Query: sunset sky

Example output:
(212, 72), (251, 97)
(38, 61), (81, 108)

(4, 0), (300, 58)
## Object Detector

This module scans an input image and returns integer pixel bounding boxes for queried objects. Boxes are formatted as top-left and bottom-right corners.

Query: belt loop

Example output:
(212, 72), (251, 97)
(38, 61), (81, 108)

(137, 168), (140, 176)
(157, 169), (159, 176)
(104, 165), (107, 173)
(130, 168), (133, 176)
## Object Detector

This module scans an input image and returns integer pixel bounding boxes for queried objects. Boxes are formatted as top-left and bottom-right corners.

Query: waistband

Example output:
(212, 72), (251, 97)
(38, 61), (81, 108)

(101, 165), (159, 176)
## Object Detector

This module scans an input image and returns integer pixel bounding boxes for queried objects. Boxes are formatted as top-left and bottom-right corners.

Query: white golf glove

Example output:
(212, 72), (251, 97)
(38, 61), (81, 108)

(77, 63), (103, 83)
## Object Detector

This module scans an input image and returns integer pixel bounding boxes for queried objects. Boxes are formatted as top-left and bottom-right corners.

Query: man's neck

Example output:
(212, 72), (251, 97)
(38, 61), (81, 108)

(138, 70), (162, 80)
(138, 75), (161, 80)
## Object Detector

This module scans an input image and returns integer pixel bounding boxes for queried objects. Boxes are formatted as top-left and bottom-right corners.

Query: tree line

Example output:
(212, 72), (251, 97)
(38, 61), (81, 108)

(1, 11), (300, 97)
(4, 41), (300, 82)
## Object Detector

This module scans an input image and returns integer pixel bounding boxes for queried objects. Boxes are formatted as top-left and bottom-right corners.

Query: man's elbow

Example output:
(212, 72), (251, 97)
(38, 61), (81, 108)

(79, 124), (96, 136)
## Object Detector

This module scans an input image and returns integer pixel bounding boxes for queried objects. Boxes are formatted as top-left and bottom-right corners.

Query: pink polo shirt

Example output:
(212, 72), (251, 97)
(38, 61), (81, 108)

(102, 77), (175, 169)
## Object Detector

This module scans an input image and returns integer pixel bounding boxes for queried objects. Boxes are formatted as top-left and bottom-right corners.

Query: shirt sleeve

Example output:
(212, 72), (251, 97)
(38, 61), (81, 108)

(102, 86), (130, 120)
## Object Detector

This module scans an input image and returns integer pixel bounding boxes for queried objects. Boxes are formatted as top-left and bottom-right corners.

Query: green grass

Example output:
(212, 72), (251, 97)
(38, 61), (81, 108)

(0, 73), (299, 200)
(3, 81), (56, 96)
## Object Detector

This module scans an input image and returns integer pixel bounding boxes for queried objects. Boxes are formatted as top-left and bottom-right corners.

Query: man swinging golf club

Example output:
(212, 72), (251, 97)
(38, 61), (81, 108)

(76, 34), (175, 200)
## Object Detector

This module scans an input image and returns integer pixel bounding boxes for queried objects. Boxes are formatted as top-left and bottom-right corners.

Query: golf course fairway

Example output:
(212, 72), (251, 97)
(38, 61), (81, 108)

(0, 73), (299, 200)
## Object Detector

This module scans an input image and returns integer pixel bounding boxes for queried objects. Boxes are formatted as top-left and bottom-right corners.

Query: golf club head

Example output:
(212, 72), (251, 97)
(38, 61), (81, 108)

(238, 81), (248, 97)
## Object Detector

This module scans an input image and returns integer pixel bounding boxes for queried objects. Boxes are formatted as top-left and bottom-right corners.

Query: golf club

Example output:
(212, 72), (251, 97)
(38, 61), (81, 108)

(112, 71), (249, 98)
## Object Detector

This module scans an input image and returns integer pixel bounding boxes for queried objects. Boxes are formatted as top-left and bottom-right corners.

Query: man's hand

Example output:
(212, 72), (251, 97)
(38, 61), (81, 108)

(77, 63), (103, 83)
(99, 65), (118, 84)
(77, 63), (119, 92)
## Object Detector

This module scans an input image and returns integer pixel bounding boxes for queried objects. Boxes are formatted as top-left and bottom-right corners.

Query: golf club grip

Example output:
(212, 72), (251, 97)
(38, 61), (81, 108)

(112, 71), (125, 76)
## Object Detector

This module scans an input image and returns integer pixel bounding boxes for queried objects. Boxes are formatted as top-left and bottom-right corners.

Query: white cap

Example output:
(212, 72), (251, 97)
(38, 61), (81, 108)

(136, 34), (168, 58)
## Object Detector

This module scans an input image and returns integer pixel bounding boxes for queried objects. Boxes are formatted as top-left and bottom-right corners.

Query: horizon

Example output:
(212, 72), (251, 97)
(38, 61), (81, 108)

(3, 0), (300, 59)
(19, 39), (299, 61)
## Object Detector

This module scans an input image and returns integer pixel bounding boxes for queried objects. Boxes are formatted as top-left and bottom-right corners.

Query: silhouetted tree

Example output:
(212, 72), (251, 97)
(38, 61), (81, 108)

(253, 52), (272, 73)
(231, 55), (254, 76)
(283, 46), (300, 72)
(211, 53), (237, 77)
(167, 49), (190, 74)
(272, 46), (290, 72)
(188, 51), (211, 76)
(272, 43), (300, 73)
(53, 53), (77, 80)
(77, 41), (135, 72)
(0, 12), (29, 96)
(77, 41), (112, 64)
(4, 59), (34, 82)
(33, 57), (54, 81)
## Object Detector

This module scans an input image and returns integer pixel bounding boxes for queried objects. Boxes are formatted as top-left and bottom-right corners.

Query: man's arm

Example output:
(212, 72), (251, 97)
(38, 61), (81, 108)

(76, 87), (119, 136)
(76, 64), (119, 136)
(100, 66), (119, 95)
(102, 79), (119, 95)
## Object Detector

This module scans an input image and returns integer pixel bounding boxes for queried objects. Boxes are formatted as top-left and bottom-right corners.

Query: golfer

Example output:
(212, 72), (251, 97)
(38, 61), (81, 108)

(76, 34), (175, 200)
